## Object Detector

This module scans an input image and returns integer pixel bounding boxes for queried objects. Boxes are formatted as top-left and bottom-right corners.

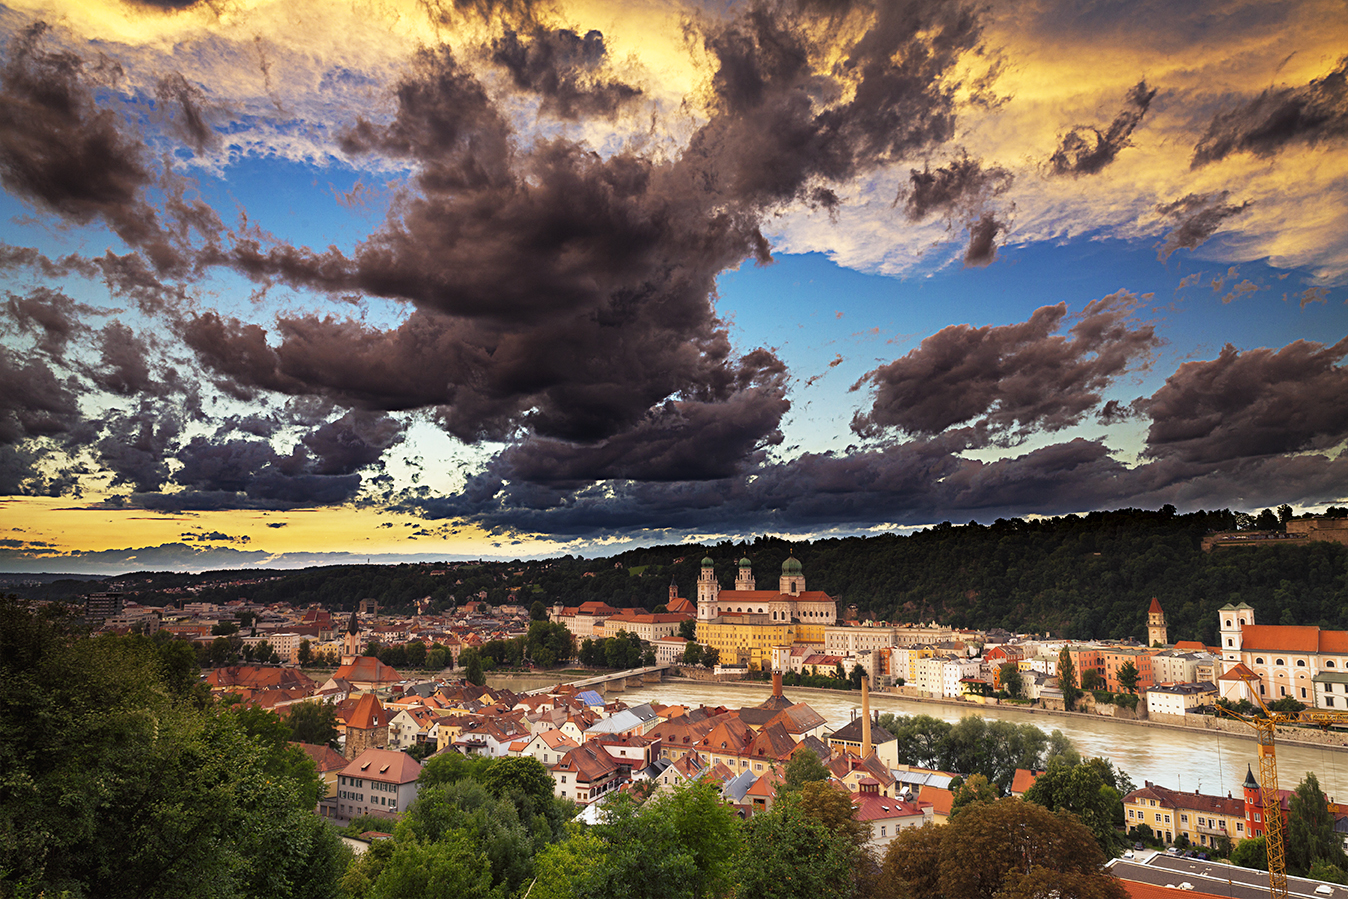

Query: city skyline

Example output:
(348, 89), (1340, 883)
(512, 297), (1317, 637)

(1, 0), (1346, 573)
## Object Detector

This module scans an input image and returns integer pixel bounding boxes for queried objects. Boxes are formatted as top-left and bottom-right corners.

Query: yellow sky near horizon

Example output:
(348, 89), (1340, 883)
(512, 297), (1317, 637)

(1, 496), (514, 558)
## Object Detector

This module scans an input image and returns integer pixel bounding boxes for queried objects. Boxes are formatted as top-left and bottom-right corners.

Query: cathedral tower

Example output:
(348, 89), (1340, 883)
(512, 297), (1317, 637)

(779, 555), (805, 596)
(697, 557), (720, 620)
(1147, 597), (1167, 647)
(735, 557), (755, 591)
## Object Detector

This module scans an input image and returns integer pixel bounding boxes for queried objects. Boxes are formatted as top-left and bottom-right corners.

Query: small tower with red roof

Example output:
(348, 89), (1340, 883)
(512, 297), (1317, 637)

(1147, 597), (1168, 647)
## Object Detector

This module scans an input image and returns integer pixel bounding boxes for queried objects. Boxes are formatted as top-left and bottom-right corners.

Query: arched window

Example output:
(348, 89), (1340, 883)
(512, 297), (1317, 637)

(1328, 661), (1337, 668)
(1225, 619), (1233, 628)
(1296, 660), (1306, 667)
(1256, 657), (1265, 664)
(1276, 659), (1285, 666)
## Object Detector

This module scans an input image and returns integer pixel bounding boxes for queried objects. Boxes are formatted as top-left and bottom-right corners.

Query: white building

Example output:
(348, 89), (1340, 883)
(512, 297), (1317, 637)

(336, 749), (421, 819)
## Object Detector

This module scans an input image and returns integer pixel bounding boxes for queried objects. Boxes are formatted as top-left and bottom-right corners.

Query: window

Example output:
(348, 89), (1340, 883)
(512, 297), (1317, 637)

(1302, 687), (1308, 698)
(1165, 815), (1171, 824)
(880, 826), (887, 836)
(1256, 657), (1265, 665)
(1129, 809), (1136, 819)
(1227, 639), (1234, 647)
(1298, 660), (1306, 667)
(1329, 661), (1337, 668)
(1276, 659), (1285, 666)
(1181, 814), (1189, 823)
(1155, 813), (1162, 823)
(1237, 822), (1244, 832)
(1329, 697), (1336, 707)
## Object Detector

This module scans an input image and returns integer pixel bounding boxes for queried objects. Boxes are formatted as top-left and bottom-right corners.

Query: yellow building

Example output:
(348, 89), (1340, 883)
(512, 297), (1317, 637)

(1122, 781), (1247, 847)
(696, 617), (795, 669)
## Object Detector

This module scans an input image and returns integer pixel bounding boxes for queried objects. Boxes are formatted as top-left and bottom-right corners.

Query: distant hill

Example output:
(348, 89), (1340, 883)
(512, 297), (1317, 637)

(8, 507), (1346, 643)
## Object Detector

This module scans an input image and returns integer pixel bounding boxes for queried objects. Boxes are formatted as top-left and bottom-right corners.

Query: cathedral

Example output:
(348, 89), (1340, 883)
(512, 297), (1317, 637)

(696, 556), (837, 625)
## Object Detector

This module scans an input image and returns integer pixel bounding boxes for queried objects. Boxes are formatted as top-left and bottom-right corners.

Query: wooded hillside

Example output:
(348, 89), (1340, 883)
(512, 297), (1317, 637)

(14, 507), (1348, 643)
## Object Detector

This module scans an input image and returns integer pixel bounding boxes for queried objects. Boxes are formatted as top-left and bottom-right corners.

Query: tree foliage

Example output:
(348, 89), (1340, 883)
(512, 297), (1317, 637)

(1023, 758), (1132, 853)
(0, 596), (346, 899)
(736, 796), (857, 899)
(882, 798), (1129, 899)
(1287, 772), (1348, 877)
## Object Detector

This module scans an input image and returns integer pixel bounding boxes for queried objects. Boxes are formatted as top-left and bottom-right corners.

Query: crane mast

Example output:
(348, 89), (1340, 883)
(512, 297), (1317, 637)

(1219, 676), (1348, 899)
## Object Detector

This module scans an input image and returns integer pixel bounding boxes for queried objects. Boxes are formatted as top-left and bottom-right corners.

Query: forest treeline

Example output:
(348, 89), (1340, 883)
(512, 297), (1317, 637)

(15, 507), (1348, 643)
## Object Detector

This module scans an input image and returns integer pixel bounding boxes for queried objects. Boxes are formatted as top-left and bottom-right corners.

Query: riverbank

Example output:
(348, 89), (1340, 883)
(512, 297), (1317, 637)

(663, 674), (1348, 752)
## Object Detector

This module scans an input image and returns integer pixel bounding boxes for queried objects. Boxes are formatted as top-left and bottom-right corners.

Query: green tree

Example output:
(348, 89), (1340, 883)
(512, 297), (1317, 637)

(367, 831), (496, 899)
(1059, 647), (1081, 711)
(1117, 660), (1140, 694)
(681, 642), (704, 666)
(531, 600), (548, 620)
(462, 647), (486, 686)
(404, 640), (427, 669)
(933, 799), (1126, 899)
(1287, 772), (1347, 876)
(736, 797), (856, 899)
(796, 781), (870, 856)
(287, 700), (339, 749)
(999, 661), (1023, 698)
(0, 597), (346, 899)
(781, 746), (832, 795)
(1230, 836), (1268, 870)
(297, 638), (312, 667)
(1022, 758), (1127, 853)
(678, 619), (696, 640)
(1081, 669), (1105, 691)
(950, 772), (999, 816)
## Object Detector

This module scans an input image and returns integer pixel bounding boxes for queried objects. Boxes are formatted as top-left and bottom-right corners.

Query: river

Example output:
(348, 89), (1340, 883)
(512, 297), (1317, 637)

(602, 679), (1348, 802)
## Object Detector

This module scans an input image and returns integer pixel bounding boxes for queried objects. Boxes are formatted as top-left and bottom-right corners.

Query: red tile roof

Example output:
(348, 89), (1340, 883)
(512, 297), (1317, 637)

(1240, 625), (1321, 653)
(347, 693), (391, 730)
(333, 656), (403, 685)
(342, 748), (421, 784)
(1149, 597), (1163, 614)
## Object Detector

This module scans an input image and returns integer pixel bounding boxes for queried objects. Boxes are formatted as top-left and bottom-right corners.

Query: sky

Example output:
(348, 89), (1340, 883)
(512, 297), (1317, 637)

(0, 0), (1346, 574)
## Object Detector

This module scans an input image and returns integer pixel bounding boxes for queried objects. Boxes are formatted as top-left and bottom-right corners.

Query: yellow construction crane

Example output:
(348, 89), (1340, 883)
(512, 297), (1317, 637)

(1218, 674), (1348, 899)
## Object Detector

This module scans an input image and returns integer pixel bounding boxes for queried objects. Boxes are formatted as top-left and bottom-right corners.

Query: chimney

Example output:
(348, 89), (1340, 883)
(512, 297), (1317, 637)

(862, 677), (872, 758)
(772, 669), (783, 698)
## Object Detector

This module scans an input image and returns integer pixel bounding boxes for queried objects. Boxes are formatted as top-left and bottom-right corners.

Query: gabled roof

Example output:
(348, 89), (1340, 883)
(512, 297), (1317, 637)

(1010, 768), (1043, 796)
(333, 655), (403, 686)
(342, 748), (421, 784)
(554, 744), (620, 784)
(293, 741), (348, 773)
(852, 792), (925, 823)
(828, 716), (894, 745)
(347, 693), (391, 730)
(1148, 597), (1164, 615)
(1219, 661), (1260, 682)
(917, 784), (953, 816)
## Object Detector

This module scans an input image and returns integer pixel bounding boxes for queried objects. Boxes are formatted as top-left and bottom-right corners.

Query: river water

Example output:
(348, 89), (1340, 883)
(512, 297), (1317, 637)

(603, 680), (1348, 802)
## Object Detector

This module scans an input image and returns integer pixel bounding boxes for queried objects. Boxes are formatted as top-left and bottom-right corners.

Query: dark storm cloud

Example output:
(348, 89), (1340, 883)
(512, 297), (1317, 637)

(159, 435), (364, 510)
(1155, 191), (1252, 259)
(1049, 80), (1156, 176)
(963, 211), (1005, 267)
(1192, 57), (1348, 167)
(197, 0), (985, 466)
(154, 72), (218, 154)
(900, 153), (1012, 221)
(852, 292), (1158, 440)
(398, 433), (1160, 537)
(0, 24), (184, 272)
(489, 380), (790, 486)
(1141, 336), (1348, 465)
(95, 407), (180, 492)
(3, 287), (88, 357)
(301, 410), (404, 476)
(491, 26), (641, 120)
(0, 345), (82, 446)
(91, 322), (155, 396)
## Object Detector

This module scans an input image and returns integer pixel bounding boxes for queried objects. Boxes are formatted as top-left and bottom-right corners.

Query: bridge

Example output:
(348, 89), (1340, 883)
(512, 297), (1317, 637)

(524, 664), (672, 696)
